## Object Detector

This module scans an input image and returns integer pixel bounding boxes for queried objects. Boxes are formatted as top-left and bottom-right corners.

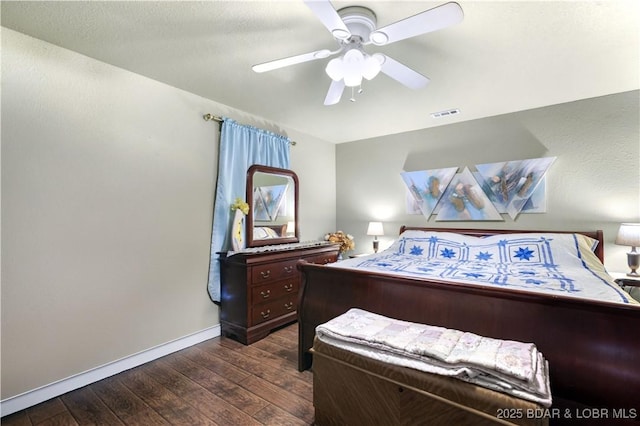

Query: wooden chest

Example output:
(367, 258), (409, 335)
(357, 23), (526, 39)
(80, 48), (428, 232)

(219, 244), (340, 344)
(312, 337), (549, 426)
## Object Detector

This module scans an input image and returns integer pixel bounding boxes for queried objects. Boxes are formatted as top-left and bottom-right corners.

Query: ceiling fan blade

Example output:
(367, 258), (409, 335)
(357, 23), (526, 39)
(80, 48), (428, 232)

(377, 54), (430, 89)
(370, 2), (463, 46)
(252, 49), (333, 73)
(303, 0), (351, 40)
(324, 79), (345, 105)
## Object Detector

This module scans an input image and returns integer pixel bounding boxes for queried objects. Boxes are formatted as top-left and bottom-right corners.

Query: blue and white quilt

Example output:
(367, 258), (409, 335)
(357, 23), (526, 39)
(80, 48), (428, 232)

(331, 231), (637, 305)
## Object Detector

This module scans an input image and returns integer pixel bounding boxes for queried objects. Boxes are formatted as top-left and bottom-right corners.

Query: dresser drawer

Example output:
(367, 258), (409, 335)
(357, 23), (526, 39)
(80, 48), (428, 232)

(251, 280), (298, 303)
(251, 296), (297, 325)
(251, 259), (298, 284)
(305, 253), (338, 265)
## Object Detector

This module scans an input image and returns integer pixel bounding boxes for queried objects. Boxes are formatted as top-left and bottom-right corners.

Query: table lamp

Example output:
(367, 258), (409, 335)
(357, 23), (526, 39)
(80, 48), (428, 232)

(367, 221), (384, 253)
(615, 223), (640, 276)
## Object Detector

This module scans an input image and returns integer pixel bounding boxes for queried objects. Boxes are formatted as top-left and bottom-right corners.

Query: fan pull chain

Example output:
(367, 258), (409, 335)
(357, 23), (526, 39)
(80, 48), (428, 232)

(349, 84), (365, 102)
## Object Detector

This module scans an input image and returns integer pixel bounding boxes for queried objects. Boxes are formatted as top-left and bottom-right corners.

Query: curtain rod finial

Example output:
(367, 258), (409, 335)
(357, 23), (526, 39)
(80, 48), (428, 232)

(203, 114), (222, 122)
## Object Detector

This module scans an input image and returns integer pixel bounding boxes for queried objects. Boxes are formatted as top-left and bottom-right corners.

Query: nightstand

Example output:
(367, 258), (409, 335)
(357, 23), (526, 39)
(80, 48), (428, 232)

(610, 272), (640, 288)
(611, 272), (640, 303)
(349, 253), (371, 259)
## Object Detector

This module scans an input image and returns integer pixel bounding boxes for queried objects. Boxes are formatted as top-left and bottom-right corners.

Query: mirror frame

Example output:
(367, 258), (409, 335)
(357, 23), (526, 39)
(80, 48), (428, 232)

(246, 165), (299, 247)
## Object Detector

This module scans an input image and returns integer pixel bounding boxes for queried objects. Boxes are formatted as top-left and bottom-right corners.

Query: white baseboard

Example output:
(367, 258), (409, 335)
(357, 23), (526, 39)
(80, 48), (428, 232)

(1, 325), (221, 417)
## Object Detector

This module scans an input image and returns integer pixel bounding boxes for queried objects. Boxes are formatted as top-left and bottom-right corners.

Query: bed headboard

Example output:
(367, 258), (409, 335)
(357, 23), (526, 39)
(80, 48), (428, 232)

(398, 226), (605, 263)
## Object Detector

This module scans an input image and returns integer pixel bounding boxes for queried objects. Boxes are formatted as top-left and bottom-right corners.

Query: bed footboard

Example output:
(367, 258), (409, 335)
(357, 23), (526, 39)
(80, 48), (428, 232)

(297, 261), (640, 413)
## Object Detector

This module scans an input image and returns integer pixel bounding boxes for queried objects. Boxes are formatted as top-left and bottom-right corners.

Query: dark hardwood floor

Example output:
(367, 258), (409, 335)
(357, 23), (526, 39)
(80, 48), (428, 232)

(2, 323), (314, 425)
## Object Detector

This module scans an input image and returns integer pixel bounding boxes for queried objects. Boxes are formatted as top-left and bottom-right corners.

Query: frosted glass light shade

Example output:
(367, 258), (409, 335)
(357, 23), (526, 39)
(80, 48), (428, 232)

(325, 57), (344, 81)
(343, 48), (364, 64)
(342, 49), (364, 87)
(362, 54), (381, 80)
(343, 72), (363, 87)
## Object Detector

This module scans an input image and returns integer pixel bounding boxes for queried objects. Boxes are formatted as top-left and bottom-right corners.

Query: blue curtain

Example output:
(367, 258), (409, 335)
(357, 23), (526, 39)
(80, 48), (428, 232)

(207, 118), (291, 302)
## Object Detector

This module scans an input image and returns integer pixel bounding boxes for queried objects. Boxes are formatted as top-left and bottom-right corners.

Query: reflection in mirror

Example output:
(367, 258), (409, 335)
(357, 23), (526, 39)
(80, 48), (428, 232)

(246, 165), (299, 247)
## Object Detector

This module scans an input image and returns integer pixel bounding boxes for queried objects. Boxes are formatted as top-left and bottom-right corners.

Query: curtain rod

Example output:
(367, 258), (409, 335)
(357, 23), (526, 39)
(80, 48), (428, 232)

(203, 113), (296, 146)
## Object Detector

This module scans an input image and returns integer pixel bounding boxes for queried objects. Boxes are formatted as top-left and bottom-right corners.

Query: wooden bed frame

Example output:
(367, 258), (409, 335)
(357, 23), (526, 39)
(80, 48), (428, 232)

(297, 227), (640, 416)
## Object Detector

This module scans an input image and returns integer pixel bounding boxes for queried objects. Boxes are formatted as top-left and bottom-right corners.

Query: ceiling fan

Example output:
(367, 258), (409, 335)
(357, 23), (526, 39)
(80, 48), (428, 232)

(252, 0), (464, 105)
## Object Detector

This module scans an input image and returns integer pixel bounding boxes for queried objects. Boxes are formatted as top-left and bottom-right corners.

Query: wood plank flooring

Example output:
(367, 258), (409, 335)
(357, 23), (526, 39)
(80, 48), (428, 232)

(2, 323), (314, 425)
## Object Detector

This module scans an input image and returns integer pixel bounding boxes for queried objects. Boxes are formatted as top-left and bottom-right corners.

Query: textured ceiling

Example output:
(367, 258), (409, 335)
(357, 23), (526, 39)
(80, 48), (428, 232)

(2, 1), (639, 144)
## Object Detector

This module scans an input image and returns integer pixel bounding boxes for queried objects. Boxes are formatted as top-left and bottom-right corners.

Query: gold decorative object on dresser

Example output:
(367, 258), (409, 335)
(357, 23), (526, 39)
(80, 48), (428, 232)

(219, 243), (340, 344)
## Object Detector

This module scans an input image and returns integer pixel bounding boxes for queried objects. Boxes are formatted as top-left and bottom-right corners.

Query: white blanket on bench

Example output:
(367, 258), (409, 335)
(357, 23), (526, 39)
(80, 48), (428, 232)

(316, 308), (552, 407)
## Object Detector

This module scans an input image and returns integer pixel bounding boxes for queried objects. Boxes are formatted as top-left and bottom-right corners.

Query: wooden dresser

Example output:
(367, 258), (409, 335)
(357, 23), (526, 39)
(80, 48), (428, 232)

(219, 243), (340, 344)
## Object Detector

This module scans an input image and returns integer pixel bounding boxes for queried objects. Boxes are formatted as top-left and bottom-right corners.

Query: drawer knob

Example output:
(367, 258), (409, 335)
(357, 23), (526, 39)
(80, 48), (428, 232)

(260, 290), (271, 299)
(260, 270), (271, 279)
(284, 283), (293, 292)
(283, 265), (294, 273)
(284, 302), (294, 310)
(261, 309), (271, 319)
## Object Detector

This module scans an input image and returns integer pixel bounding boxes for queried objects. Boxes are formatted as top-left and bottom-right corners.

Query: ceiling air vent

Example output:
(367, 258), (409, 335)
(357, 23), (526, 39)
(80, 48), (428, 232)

(431, 108), (460, 118)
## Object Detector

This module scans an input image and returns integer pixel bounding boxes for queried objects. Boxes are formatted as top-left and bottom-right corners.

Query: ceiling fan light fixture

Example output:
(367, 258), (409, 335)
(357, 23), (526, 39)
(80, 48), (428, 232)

(277, 1), (464, 104)
(325, 48), (381, 87)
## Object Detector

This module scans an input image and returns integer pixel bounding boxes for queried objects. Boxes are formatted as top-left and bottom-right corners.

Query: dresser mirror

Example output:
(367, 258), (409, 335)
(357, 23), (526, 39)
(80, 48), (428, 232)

(246, 165), (299, 247)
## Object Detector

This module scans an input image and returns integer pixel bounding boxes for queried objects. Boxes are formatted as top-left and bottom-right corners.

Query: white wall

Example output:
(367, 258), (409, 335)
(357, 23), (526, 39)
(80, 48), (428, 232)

(336, 91), (640, 273)
(289, 129), (337, 242)
(1, 28), (336, 402)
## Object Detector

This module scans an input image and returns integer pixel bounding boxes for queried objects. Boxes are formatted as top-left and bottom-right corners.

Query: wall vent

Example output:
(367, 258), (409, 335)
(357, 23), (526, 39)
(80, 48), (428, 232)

(431, 108), (460, 118)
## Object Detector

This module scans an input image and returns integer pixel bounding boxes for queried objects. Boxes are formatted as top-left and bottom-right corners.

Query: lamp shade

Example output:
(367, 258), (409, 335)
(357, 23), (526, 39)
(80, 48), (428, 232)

(615, 223), (640, 247)
(367, 221), (384, 236)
